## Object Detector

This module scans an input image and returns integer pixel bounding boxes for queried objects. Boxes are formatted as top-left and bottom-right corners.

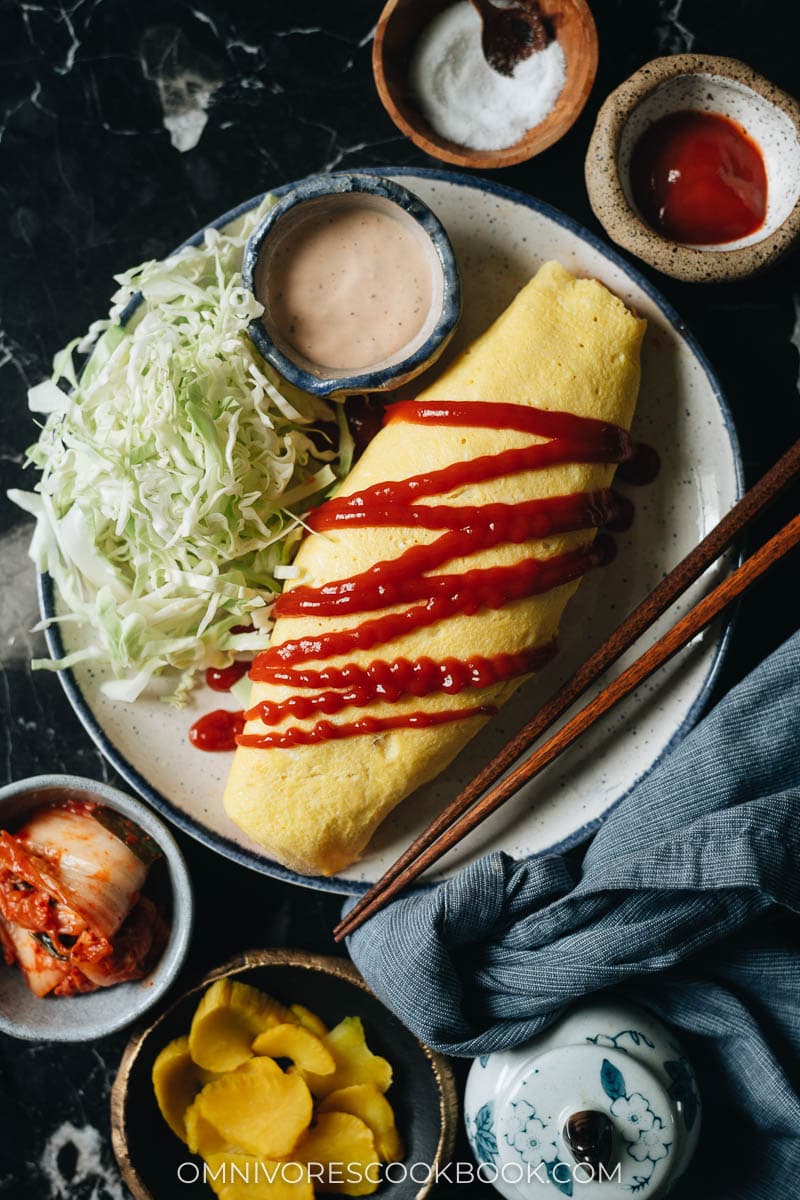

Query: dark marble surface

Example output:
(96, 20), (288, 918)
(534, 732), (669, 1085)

(0, 1), (798, 1196)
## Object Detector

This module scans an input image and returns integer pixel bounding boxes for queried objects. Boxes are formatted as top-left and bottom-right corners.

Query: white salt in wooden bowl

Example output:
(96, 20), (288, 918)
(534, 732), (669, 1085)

(373, 0), (598, 168)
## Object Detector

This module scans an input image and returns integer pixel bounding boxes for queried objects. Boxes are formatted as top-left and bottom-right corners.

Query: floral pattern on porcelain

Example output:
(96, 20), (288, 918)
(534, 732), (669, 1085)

(588, 1026), (699, 1134)
(467, 1101), (499, 1166)
(610, 1092), (657, 1135)
(503, 1099), (574, 1197)
(663, 1055), (701, 1132)
(600, 1056), (672, 1193)
(463, 1001), (701, 1200)
(588, 1028), (656, 1052)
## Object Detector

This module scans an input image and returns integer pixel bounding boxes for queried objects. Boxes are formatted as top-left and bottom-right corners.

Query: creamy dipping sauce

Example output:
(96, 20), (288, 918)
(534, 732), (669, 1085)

(260, 200), (435, 372)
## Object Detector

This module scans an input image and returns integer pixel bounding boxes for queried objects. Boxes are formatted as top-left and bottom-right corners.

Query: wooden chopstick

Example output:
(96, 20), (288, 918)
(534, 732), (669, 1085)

(336, 508), (800, 939)
(334, 440), (800, 941)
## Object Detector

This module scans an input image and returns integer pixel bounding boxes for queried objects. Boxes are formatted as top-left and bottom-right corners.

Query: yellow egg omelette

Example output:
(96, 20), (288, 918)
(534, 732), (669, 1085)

(224, 261), (646, 876)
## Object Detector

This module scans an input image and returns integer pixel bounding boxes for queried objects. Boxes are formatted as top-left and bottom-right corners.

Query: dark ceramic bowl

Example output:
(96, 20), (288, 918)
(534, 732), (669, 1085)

(111, 949), (458, 1200)
(0, 774), (193, 1041)
(242, 173), (461, 396)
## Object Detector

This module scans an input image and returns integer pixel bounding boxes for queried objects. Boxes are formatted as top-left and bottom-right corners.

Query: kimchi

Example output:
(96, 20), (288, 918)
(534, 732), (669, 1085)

(0, 799), (167, 997)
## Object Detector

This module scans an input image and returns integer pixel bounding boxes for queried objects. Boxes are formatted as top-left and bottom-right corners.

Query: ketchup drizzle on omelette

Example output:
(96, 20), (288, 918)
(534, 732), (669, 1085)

(233, 401), (633, 752)
(205, 661), (250, 692)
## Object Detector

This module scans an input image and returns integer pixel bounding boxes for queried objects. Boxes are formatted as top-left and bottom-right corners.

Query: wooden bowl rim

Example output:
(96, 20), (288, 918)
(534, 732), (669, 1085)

(110, 948), (459, 1200)
(372, 0), (599, 169)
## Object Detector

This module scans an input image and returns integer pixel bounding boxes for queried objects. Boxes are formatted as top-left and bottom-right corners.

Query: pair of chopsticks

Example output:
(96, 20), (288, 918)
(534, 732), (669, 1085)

(334, 439), (800, 942)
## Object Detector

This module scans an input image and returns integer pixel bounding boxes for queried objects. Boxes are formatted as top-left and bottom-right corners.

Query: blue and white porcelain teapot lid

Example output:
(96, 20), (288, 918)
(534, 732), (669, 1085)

(465, 1001), (701, 1200)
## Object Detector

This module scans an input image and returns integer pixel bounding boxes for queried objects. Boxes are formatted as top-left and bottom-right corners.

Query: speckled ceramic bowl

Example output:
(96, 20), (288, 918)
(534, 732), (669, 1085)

(0, 775), (193, 1042)
(243, 172), (461, 396)
(111, 949), (458, 1200)
(586, 55), (800, 281)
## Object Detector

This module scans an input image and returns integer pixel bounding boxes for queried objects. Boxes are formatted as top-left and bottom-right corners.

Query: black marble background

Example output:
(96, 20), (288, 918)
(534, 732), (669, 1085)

(0, 1), (798, 1196)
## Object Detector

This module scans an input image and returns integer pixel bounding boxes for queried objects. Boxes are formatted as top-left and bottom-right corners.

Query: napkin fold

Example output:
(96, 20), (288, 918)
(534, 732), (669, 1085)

(346, 629), (800, 1198)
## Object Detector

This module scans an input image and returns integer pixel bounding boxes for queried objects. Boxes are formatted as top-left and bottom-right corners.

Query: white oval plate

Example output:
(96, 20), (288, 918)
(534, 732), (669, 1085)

(42, 168), (742, 894)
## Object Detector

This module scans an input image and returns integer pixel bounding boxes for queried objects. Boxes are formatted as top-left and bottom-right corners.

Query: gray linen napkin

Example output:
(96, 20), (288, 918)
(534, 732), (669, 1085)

(346, 629), (800, 1198)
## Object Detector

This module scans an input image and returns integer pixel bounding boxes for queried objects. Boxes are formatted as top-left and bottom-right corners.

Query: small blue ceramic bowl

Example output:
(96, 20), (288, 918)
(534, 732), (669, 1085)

(0, 775), (193, 1042)
(242, 172), (462, 396)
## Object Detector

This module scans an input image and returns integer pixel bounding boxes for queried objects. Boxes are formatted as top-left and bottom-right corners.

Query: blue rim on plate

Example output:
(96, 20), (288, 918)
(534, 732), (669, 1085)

(242, 172), (462, 396)
(39, 166), (744, 896)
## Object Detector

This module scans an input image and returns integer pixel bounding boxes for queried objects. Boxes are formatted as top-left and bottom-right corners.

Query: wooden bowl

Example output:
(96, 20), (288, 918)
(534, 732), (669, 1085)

(111, 949), (458, 1200)
(372, 0), (598, 169)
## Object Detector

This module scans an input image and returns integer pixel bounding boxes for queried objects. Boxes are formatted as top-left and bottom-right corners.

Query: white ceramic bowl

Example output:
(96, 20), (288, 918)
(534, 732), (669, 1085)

(0, 775), (193, 1041)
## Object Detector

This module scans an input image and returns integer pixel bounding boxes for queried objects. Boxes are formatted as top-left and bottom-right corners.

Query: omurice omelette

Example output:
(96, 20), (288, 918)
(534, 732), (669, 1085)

(224, 261), (646, 877)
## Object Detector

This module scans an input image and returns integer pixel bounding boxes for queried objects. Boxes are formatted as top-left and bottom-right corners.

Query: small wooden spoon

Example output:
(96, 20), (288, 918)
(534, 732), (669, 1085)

(470, 0), (550, 76)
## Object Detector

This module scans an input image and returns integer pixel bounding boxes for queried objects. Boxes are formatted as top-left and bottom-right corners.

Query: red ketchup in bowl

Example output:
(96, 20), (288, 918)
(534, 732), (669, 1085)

(630, 109), (767, 245)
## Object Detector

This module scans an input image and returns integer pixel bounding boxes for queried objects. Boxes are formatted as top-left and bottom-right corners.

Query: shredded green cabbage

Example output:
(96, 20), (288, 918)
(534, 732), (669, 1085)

(9, 196), (341, 704)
